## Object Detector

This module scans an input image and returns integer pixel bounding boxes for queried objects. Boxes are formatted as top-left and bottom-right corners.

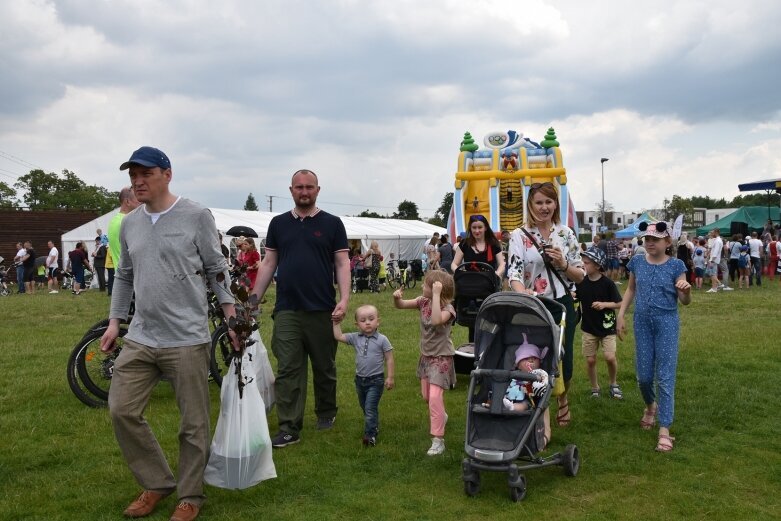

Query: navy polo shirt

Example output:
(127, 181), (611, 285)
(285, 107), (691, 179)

(266, 209), (348, 312)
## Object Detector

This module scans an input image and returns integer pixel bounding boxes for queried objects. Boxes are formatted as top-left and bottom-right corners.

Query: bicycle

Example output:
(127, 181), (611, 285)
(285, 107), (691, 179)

(386, 260), (416, 289)
(67, 287), (227, 407)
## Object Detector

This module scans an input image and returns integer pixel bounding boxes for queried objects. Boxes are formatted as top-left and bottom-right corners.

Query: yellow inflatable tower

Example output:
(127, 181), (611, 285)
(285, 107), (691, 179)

(453, 128), (571, 237)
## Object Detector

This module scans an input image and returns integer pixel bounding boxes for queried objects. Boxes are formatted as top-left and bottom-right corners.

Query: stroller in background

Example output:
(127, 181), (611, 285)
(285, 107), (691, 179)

(352, 263), (370, 293)
(0, 261), (10, 296)
(453, 262), (502, 374)
(462, 292), (579, 501)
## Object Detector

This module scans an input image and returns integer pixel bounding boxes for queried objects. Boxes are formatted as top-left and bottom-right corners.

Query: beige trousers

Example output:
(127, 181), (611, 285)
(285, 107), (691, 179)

(108, 339), (211, 506)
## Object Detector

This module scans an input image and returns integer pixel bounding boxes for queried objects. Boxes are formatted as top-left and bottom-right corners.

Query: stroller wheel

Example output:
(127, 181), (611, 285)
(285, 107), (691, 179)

(562, 444), (580, 477)
(509, 475), (527, 502)
(464, 479), (480, 497)
(462, 459), (481, 497)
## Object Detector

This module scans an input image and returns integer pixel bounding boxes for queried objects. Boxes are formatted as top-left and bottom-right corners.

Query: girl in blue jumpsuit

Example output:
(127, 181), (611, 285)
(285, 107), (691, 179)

(617, 222), (691, 453)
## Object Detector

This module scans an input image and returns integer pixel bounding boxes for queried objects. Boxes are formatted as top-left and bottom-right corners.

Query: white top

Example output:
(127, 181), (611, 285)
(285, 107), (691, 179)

(748, 238), (763, 257)
(709, 236), (723, 263)
(15, 248), (26, 263)
(507, 224), (582, 299)
(47, 247), (59, 268)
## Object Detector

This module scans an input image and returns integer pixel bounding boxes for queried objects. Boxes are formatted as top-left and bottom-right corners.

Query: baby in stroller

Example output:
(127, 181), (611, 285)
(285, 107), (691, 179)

(499, 335), (549, 413)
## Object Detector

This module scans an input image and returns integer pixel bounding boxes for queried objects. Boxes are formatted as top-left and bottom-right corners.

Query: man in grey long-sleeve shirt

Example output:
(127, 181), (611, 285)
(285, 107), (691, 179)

(100, 146), (236, 521)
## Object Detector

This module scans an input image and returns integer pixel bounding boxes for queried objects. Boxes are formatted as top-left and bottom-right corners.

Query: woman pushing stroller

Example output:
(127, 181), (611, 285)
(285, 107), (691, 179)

(507, 182), (584, 430)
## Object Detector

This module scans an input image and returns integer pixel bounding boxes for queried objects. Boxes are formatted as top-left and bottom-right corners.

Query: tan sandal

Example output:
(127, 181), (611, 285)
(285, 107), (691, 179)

(655, 434), (675, 452)
(556, 402), (571, 427)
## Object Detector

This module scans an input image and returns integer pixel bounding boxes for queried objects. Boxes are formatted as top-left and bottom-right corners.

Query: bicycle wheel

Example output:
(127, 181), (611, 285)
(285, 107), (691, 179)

(76, 328), (125, 401)
(209, 324), (233, 387)
(405, 273), (417, 289)
(67, 333), (108, 408)
(386, 268), (399, 289)
(80, 319), (110, 341)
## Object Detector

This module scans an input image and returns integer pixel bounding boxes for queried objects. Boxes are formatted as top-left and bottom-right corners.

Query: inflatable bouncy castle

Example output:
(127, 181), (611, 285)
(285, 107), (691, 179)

(451, 128), (577, 237)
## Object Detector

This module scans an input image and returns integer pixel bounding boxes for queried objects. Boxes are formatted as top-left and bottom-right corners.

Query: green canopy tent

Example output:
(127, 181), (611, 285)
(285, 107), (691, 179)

(696, 206), (781, 237)
(737, 177), (781, 223)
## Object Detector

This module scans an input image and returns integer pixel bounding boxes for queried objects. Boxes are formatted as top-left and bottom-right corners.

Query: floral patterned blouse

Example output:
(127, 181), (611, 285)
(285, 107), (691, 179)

(507, 224), (583, 298)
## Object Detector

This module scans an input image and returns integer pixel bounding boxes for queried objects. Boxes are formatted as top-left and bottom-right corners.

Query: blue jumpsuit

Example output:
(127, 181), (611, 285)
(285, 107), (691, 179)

(626, 256), (686, 428)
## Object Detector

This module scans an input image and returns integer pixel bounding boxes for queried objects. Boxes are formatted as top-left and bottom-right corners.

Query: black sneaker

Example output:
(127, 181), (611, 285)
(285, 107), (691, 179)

(361, 435), (376, 447)
(316, 416), (336, 430)
(271, 431), (300, 448)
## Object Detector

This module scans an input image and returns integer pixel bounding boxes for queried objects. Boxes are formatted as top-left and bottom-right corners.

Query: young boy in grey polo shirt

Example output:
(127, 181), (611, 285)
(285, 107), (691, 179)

(333, 305), (395, 446)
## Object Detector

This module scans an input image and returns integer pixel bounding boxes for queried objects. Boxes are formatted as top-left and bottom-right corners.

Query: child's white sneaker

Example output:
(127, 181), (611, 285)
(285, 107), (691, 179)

(427, 437), (445, 456)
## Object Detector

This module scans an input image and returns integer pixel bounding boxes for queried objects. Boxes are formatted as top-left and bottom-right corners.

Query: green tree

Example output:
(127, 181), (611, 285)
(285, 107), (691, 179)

(690, 195), (729, 209)
(662, 195), (695, 224)
(357, 209), (383, 218)
(14, 169), (117, 212)
(393, 200), (420, 220)
(244, 192), (259, 211)
(435, 192), (453, 222)
(0, 181), (17, 207)
(595, 200), (614, 214)
(730, 193), (780, 207)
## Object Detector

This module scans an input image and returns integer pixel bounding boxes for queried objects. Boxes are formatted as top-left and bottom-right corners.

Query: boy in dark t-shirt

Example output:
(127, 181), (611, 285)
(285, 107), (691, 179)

(575, 247), (623, 399)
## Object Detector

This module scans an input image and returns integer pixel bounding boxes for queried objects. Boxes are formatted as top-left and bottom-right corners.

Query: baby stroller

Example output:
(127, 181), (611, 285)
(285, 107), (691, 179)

(453, 262), (502, 374)
(462, 292), (579, 501)
(0, 262), (10, 296)
(352, 266), (370, 293)
(60, 269), (75, 291)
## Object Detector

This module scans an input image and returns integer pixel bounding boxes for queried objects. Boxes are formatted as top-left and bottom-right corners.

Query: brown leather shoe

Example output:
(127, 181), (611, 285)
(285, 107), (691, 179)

(169, 501), (200, 521)
(123, 490), (168, 518)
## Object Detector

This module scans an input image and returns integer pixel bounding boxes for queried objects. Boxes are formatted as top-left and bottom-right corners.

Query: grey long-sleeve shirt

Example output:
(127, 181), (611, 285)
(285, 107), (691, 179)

(109, 198), (234, 348)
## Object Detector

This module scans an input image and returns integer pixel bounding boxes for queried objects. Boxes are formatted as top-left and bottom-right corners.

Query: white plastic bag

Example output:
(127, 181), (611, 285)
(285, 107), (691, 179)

(246, 331), (275, 413)
(204, 350), (276, 490)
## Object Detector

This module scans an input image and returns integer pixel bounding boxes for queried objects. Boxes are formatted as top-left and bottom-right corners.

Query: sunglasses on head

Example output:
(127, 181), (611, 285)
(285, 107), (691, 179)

(529, 182), (555, 191)
(638, 221), (667, 232)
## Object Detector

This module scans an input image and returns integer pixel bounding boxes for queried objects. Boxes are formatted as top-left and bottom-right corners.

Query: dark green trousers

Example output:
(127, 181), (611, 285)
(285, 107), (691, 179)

(271, 310), (338, 435)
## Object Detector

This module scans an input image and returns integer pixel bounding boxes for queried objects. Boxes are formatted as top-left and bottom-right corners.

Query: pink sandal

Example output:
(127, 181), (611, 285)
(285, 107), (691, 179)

(655, 434), (675, 452)
(640, 406), (657, 430)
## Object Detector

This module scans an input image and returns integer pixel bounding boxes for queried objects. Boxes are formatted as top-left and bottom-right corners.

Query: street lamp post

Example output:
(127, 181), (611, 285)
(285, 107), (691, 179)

(600, 157), (609, 232)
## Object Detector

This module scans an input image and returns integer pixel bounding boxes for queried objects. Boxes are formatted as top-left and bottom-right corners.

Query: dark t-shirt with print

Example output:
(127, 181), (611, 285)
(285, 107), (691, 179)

(575, 275), (622, 336)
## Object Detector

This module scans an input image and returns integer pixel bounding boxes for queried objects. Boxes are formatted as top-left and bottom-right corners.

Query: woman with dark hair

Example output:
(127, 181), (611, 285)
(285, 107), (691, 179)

(507, 182), (584, 431)
(450, 214), (505, 279)
(438, 234), (454, 273)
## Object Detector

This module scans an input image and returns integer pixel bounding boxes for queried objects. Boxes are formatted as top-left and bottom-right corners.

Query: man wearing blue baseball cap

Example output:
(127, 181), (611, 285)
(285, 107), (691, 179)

(101, 146), (237, 521)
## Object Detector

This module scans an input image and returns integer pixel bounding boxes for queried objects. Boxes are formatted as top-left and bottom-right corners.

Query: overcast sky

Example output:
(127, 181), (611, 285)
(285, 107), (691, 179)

(2, 0), (781, 218)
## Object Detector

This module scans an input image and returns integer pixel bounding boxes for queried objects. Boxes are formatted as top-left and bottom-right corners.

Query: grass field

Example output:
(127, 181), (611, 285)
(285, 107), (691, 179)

(1, 280), (780, 521)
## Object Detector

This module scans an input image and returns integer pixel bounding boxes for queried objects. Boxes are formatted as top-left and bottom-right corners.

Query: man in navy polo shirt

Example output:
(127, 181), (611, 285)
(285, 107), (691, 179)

(251, 169), (351, 447)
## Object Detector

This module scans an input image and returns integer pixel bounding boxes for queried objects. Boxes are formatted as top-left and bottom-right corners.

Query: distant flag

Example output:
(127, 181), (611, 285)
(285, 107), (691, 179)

(672, 214), (684, 240)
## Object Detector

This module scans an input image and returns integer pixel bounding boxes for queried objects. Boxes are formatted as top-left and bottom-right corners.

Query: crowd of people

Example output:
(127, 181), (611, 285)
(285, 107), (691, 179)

(16, 147), (779, 520)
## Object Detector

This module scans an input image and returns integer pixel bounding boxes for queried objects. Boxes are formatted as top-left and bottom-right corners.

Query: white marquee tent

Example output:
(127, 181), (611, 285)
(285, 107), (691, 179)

(61, 207), (445, 266)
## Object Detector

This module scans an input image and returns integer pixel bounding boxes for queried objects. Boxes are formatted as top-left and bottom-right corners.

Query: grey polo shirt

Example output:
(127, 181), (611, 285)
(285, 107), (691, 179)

(343, 331), (393, 377)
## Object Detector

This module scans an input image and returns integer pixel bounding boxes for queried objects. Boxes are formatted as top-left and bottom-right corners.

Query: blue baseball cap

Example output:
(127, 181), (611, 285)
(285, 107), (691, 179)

(119, 146), (171, 171)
